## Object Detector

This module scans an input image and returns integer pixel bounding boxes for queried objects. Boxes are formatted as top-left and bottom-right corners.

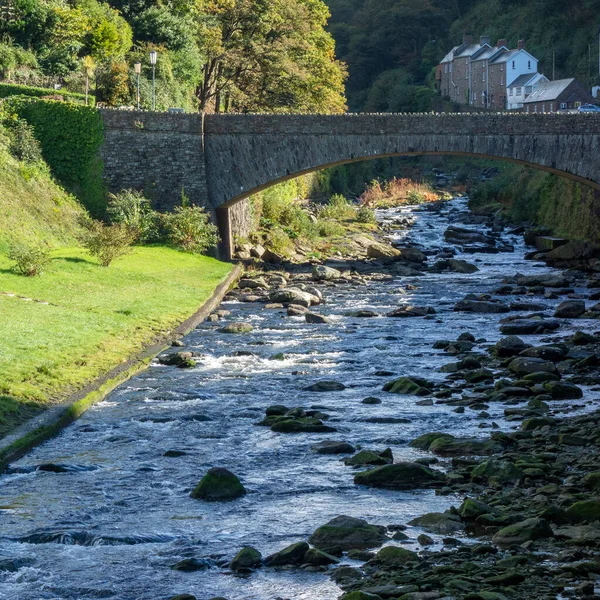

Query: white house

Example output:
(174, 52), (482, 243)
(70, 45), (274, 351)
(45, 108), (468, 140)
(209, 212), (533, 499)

(507, 72), (549, 109)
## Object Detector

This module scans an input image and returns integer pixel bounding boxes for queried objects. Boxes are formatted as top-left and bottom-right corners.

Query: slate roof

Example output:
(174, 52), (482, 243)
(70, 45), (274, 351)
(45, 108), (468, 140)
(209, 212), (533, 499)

(508, 73), (539, 88)
(440, 47), (458, 64)
(523, 78), (575, 103)
(489, 49), (519, 64)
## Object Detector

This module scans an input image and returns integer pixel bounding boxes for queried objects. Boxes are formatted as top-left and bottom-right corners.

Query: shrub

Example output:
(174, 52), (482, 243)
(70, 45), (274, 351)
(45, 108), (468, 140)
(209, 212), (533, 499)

(356, 205), (377, 224)
(163, 205), (219, 254)
(106, 189), (157, 242)
(80, 220), (135, 266)
(8, 244), (51, 276)
(319, 194), (356, 220)
(316, 219), (346, 238)
(265, 227), (294, 257)
(6, 119), (43, 163)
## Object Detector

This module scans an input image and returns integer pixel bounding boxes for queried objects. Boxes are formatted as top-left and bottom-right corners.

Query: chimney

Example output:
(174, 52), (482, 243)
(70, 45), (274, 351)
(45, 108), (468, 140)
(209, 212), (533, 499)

(517, 39), (525, 50)
(462, 33), (473, 45)
(497, 38), (508, 48)
(480, 36), (491, 46)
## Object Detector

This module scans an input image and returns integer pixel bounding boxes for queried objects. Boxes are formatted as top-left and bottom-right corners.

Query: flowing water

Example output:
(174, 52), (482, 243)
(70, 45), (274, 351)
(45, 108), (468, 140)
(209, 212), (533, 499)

(0, 198), (597, 600)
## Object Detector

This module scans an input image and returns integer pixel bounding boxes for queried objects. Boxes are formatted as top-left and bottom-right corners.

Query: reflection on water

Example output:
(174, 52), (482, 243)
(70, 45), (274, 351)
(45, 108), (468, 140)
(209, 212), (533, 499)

(0, 198), (595, 600)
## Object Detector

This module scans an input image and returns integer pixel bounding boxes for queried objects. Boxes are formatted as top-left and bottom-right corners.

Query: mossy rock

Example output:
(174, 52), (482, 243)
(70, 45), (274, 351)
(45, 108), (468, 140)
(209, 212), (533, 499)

(309, 515), (387, 553)
(190, 467), (246, 501)
(230, 546), (262, 571)
(428, 437), (504, 457)
(471, 460), (522, 484)
(565, 499), (600, 523)
(340, 592), (383, 600)
(159, 352), (196, 368)
(303, 547), (339, 566)
(492, 517), (553, 547)
(270, 417), (335, 433)
(382, 376), (432, 396)
(408, 431), (454, 450)
(523, 371), (560, 383)
(371, 545), (418, 566)
(520, 416), (556, 431)
(584, 472), (600, 491)
(220, 322), (253, 334)
(542, 381), (583, 399)
(264, 541), (309, 566)
(459, 498), (493, 519)
(465, 592), (509, 600)
(407, 511), (465, 534)
(483, 571), (526, 586)
(354, 462), (446, 490)
(344, 448), (393, 467)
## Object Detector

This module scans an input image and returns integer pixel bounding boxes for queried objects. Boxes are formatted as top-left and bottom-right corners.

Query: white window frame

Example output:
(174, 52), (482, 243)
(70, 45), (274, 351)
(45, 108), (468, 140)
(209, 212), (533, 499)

(560, 102), (567, 109)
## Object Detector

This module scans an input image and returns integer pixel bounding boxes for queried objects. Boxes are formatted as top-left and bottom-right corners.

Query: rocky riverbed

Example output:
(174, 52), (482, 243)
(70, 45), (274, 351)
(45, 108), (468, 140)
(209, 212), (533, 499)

(1, 198), (600, 600)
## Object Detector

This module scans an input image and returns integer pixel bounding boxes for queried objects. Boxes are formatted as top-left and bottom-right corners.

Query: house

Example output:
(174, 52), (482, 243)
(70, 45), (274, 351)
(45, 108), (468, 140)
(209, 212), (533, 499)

(439, 36), (542, 110)
(523, 78), (596, 112)
(507, 73), (548, 110)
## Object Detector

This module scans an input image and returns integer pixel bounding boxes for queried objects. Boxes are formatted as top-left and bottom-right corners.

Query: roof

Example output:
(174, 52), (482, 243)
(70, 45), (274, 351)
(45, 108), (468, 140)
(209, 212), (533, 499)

(471, 46), (504, 62)
(490, 49), (519, 64)
(440, 47), (458, 64)
(454, 43), (485, 58)
(523, 78), (576, 103)
(508, 73), (540, 88)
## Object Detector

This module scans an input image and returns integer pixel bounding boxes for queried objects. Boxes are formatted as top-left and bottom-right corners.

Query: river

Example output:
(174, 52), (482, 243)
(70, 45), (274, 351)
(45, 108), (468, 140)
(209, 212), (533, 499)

(0, 197), (594, 600)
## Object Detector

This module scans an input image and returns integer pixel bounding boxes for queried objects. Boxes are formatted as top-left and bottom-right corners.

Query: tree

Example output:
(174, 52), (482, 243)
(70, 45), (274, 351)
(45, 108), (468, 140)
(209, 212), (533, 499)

(82, 55), (96, 105)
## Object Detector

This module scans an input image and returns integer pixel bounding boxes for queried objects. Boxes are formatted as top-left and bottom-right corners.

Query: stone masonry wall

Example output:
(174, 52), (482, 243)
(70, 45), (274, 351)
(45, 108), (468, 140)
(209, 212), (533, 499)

(100, 110), (209, 211)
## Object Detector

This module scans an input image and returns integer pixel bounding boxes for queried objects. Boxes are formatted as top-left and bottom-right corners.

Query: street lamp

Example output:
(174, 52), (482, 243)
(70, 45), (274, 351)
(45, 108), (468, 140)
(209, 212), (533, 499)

(134, 62), (141, 110)
(149, 50), (157, 111)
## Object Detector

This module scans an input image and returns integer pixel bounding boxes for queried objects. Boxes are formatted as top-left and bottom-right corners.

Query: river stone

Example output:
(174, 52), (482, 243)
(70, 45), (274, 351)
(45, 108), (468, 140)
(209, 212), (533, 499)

(542, 380), (583, 399)
(311, 440), (355, 454)
(220, 322), (253, 334)
(303, 547), (339, 566)
(158, 352), (196, 368)
(584, 472), (600, 491)
(362, 396), (382, 404)
(431, 258), (478, 273)
(500, 319), (560, 335)
(408, 512), (465, 534)
(454, 299), (509, 313)
(572, 330), (597, 345)
(271, 417), (335, 433)
(387, 305), (437, 318)
(269, 287), (317, 307)
(520, 416), (556, 431)
(515, 274), (570, 288)
(370, 545), (418, 566)
(382, 376), (432, 396)
(367, 242), (401, 259)
(409, 432), (454, 450)
(238, 277), (268, 289)
(305, 312), (330, 324)
(493, 336), (530, 357)
(545, 240), (600, 263)
(354, 462), (446, 490)
(288, 304), (309, 316)
(492, 517), (553, 547)
(519, 345), (565, 361)
(170, 558), (211, 571)
(459, 498), (494, 519)
(190, 467), (246, 501)
(309, 515), (387, 553)
(508, 357), (557, 376)
(230, 546), (262, 571)
(344, 448), (393, 467)
(565, 499), (600, 523)
(471, 460), (522, 484)
(554, 300), (586, 318)
(340, 592), (383, 600)
(428, 437), (505, 457)
(304, 380), (345, 392)
(168, 596), (197, 600)
(264, 542), (309, 566)
(312, 265), (341, 280)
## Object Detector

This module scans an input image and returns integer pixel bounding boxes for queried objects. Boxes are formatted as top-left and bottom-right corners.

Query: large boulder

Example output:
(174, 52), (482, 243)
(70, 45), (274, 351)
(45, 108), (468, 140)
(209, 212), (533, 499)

(515, 274), (570, 288)
(308, 515), (387, 553)
(396, 246), (427, 263)
(409, 432), (454, 450)
(264, 542), (309, 566)
(429, 437), (505, 457)
(269, 288), (318, 307)
(470, 460), (522, 484)
(190, 467), (246, 501)
(220, 322), (253, 334)
(367, 242), (401, 259)
(344, 448), (393, 467)
(454, 299), (509, 313)
(386, 306), (436, 318)
(492, 517), (553, 547)
(312, 265), (341, 281)
(230, 546), (262, 571)
(508, 357), (557, 376)
(542, 381), (583, 399)
(554, 300), (586, 318)
(304, 380), (346, 392)
(565, 499), (600, 523)
(500, 319), (560, 335)
(545, 240), (600, 265)
(383, 376), (432, 396)
(431, 259), (479, 273)
(408, 512), (465, 534)
(370, 545), (418, 566)
(493, 336), (530, 357)
(354, 462), (446, 490)
(271, 417), (335, 433)
(311, 440), (355, 454)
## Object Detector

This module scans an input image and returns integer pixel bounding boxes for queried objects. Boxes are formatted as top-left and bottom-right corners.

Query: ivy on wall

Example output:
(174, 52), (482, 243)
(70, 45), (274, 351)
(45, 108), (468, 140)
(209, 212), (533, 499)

(3, 97), (106, 216)
(0, 83), (91, 105)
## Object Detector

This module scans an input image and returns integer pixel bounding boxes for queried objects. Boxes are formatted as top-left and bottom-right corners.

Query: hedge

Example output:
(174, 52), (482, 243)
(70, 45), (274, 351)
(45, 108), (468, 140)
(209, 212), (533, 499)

(0, 83), (91, 105)
(4, 97), (106, 216)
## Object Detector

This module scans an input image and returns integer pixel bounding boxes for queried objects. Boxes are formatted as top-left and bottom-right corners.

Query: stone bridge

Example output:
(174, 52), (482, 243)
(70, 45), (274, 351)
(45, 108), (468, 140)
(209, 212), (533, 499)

(100, 110), (600, 258)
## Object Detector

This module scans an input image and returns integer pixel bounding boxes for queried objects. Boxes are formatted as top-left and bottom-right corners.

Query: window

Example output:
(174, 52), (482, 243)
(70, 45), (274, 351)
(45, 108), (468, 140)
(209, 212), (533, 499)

(483, 71), (485, 82)
(474, 92), (477, 102)
(526, 106), (530, 113)
(444, 64), (447, 73)
(575, 102), (582, 108)
(517, 87), (522, 95)
(550, 103), (554, 112)
(449, 64), (452, 73)
(528, 61), (531, 69)
(509, 88), (513, 96)
(542, 104), (545, 112)
(560, 102), (567, 109)
(512, 60), (515, 69)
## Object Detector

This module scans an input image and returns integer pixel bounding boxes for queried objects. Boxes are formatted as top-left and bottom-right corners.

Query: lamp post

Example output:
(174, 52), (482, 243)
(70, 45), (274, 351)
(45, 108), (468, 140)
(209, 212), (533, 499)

(134, 62), (141, 110)
(149, 50), (157, 110)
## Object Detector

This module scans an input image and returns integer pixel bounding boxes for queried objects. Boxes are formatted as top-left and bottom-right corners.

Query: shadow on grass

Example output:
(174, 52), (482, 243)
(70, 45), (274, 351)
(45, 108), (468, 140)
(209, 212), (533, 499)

(56, 257), (92, 264)
(0, 395), (44, 439)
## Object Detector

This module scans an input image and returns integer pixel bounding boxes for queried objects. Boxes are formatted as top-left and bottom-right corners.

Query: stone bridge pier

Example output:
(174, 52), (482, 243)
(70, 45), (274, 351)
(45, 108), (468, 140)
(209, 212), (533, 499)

(100, 110), (600, 259)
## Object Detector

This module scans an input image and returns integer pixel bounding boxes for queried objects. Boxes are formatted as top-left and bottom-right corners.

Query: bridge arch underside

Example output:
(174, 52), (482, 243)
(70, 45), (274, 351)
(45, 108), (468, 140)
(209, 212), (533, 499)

(208, 134), (600, 210)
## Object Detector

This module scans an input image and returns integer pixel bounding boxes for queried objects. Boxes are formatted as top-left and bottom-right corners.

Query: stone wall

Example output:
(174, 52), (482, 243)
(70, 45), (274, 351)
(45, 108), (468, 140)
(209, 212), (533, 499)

(100, 110), (208, 211)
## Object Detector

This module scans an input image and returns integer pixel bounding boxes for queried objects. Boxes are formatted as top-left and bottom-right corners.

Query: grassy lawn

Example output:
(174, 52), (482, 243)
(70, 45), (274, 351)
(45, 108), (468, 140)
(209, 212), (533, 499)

(0, 246), (232, 437)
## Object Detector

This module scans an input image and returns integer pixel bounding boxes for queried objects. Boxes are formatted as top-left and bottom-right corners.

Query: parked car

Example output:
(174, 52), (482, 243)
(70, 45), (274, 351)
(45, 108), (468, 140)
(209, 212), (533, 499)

(578, 104), (600, 112)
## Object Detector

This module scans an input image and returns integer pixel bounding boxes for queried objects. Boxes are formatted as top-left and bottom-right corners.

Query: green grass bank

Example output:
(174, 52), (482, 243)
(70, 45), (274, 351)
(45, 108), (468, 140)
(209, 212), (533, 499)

(0, 247), (232, 437)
